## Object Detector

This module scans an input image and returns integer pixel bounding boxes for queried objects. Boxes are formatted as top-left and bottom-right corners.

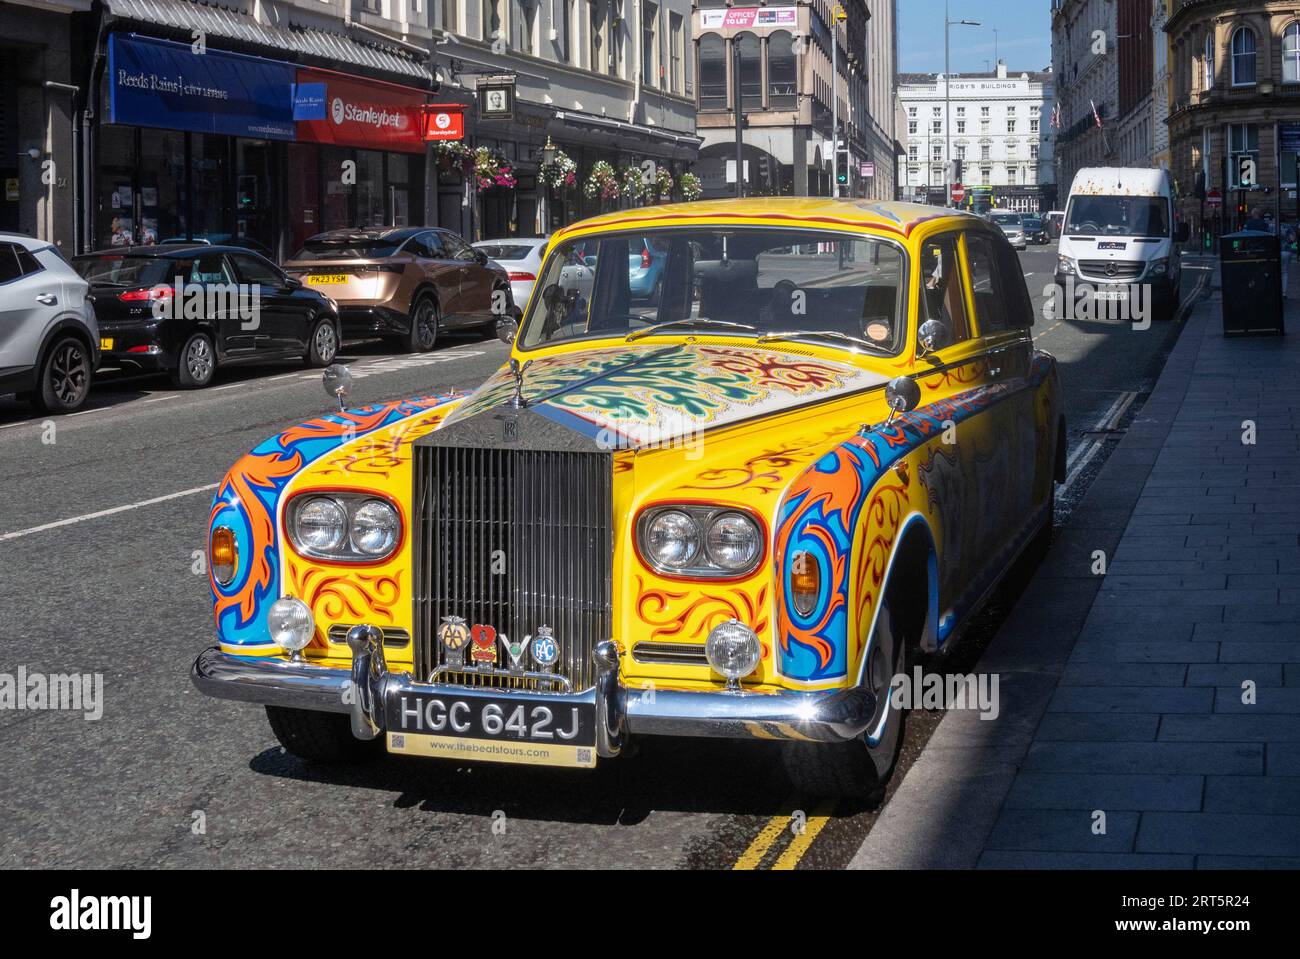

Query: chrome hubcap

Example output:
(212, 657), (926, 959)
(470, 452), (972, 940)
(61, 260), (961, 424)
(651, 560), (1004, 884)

(50, 343), (88, 405)
(187, 338), (213, 381)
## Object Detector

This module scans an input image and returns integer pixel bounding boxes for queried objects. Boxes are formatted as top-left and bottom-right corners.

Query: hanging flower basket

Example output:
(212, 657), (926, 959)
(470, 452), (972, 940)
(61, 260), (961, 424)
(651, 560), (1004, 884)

(474, 146), (517, 190)
(584, 161), (620, 202)
(680, 172), (703, 201)
(620, 165), (645, 203)
(540, 149), (577, 190)
(653, 167), (675, 202)
(434, 141), (475, 177)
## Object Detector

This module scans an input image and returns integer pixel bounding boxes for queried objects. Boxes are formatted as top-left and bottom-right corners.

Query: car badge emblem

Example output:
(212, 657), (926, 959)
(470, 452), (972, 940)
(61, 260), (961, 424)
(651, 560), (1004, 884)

(470, 624), (499, 667)
(528, 625), (560, 671)
(438, 615), (469, 668)
(508, 357), (533, 410)
(501, 632), (529, 673)
(1106, 262), (1118, 277)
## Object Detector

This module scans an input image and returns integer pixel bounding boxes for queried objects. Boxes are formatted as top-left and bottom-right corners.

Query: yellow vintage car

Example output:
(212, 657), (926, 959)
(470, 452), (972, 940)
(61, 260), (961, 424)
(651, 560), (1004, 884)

(192, 198), (1064, 797)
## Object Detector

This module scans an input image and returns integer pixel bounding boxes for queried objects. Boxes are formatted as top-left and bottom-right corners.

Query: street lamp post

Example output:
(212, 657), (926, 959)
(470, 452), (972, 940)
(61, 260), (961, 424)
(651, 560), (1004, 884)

(945, 1), (980, 207)
(831, 4), (846, 197)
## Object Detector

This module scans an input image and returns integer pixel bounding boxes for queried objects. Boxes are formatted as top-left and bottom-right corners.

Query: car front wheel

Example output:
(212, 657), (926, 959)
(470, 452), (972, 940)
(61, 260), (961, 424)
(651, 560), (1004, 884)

(265, 706), (382, 764)
(33, 335), (92, 413)
(306, 316), (339, 367)
(781, 589), (911, 799)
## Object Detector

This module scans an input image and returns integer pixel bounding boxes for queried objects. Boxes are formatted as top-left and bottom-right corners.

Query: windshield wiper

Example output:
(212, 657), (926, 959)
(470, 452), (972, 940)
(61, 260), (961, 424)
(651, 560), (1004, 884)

(757, 329), (893, 355)
(625, 319), (758, 342)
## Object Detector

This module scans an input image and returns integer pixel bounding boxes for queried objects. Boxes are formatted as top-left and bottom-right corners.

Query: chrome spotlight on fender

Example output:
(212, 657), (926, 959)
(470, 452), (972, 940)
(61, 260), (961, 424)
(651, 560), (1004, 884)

(322, 364), (353, 411)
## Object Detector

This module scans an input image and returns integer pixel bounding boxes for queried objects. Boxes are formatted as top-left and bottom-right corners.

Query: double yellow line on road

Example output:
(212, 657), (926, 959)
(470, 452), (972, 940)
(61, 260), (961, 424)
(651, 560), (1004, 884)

(732, 800), (837, 870)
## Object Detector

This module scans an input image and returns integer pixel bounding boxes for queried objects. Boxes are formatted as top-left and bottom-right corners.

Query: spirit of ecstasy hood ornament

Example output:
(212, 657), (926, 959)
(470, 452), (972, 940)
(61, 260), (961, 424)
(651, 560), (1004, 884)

(509, 357), (533, 409)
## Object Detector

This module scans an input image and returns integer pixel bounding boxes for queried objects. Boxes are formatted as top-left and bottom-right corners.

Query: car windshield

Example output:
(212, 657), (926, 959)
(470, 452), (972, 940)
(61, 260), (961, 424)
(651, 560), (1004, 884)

(476, 243), (538, 260)
(291, 236), (404, 260)
(991, 213), (1022, 226)
(1065, 195), (1169, 238)
(1023, 218), (1043, 229)
(73, 255), (175, 288)
(518, 228), (908, 354)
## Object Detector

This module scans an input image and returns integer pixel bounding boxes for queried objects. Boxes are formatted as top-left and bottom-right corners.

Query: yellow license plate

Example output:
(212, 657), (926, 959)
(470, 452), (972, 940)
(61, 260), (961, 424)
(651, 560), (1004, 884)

(387, 732), (597, 769)
(306, 274), (348, 285)
(99, 338), (114, 351)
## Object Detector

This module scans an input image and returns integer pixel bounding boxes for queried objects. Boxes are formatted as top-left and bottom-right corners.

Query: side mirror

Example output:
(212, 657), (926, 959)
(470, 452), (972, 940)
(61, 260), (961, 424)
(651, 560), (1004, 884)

(917, 319), (951, 355)
(474, 248), (489, 265)
(285, 275), (303, 290)
(495, 316), (518, 344)
(1176, 222), (1191, 244)
(884, 376), (921, 419)
(322, 364), (352, 411)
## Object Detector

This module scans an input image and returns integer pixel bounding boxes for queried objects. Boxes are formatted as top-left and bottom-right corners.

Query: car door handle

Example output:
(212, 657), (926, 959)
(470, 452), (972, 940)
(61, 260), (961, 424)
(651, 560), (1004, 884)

(36, 293), (58, 305)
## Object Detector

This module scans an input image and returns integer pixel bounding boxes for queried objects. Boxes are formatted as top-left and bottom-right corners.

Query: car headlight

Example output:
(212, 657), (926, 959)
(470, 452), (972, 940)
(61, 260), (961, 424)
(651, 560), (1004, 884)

(1148, 257), (1169, 276)
(638, 505), (765, 578)
(287, 493), (403, 562)
(1057, 254), (1076, 275)
(351, 499), (400, 556)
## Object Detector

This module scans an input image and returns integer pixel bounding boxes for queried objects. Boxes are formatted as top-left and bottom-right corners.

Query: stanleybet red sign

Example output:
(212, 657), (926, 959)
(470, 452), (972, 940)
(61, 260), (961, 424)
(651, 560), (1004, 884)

(294, 68), (428, 154)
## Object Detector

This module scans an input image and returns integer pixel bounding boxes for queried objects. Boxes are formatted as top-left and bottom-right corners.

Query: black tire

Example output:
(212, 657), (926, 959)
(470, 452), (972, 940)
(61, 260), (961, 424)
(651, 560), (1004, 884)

(32, 335), (92, 413)
(170, 331), (216, 389)
(404, 294), (439, 353)
(265, 706), (382, 764)
(781, 591), (911, 799)
(305, 315), (339, 367)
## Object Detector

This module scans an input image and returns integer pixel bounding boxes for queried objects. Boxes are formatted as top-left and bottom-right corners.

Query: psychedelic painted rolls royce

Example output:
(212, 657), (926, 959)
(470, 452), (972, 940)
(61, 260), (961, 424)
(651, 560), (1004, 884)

(191, 198), (1064, 798)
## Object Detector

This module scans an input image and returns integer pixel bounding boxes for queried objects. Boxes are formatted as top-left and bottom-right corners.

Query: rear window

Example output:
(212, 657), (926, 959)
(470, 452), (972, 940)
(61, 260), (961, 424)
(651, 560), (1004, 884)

(73, 255), (175, 288)
(476, 244), (537, 260)
(291, 237), (404, 260)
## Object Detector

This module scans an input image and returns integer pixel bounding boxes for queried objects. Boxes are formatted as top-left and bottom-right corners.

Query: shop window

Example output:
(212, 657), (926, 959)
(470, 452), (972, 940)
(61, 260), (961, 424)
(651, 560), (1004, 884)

(190, 134), (232, 246)
(734, 33), (761, 111)
(235, 139), (275, 257)
(699, 34), (726, 110)
(355, 150), (386, 228)
(1231, 26), (1256, 86)
(96, 124), (137, 249)
(769, 31), (797, 109)
(137, 130), (185, 245)
(287, 144), (321, 254)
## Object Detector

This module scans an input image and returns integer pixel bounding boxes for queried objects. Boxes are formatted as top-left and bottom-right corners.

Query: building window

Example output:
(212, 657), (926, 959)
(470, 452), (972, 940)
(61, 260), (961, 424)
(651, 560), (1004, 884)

(956, 120), (965, 133)
(1007, 120), (1016, 133)
(735, 32), (761, 110)
(1285, 23), (1300, 84)
(908, 146), (918, 161)
(1229, 123), (1259, 186)
(443, 0), (458, 32)
(980, 166), (990, 183)
(590, 1), (607, 73)
(933, 106), (941, 116)
(981, 145), (990, 161)
(643, 2), (659, 88)
(519, 0), (538, 56)
(981, 106), (989, 116)
(698, 33), (726, 109)
(932, 145), (942, 160)
(1231, 27), (1257, 86)
(956, 145), (966, 159)
(908, 107), (917, 118)
(669, 13), (683, 93)
(956, 106), (965, 116)
(908, 120), (918, 134)
(483, 0), (504, 44)
(1007, 105), (1015, 115)
(769, 30), (797, 109)
(1204, 32), (1215, 89)
(1030, 119), (1039, 133)
(932, 120), (941, 133)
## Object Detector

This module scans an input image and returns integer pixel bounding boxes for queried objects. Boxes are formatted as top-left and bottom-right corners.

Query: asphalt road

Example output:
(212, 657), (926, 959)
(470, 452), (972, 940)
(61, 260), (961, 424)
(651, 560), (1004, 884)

(0, 249), (1210, 869)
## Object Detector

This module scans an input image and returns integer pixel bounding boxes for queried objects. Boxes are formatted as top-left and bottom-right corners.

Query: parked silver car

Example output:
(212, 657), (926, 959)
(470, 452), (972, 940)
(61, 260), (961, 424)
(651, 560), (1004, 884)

(0, 234), (99, 412)
(473, 237), (547, 314)
(989, 212), (1028, 251)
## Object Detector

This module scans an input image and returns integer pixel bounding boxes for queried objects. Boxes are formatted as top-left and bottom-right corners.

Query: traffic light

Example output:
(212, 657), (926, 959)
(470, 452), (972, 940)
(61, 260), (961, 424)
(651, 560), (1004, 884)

(835, 141), (850, 187)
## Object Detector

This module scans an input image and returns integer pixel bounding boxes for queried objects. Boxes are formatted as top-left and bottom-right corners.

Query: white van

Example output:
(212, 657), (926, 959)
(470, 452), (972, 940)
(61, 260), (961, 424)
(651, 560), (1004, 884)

(1054, 167), (1189, 321)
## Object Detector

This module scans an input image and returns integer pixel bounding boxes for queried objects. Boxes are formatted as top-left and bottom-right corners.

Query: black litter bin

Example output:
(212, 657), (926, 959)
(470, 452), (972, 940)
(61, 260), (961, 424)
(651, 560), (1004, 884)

(1220, 230), (1284, 335)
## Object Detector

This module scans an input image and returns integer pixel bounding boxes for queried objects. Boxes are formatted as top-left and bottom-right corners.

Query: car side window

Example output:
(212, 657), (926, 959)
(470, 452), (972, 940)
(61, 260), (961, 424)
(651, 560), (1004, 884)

(919, 233), (972, 345)
(15, 246), (44, 276)
(230, 253), (282, 288)
(964, 233), (1012, 334)
(422, 232), (447, 258)
(188, 253), (233, 285)
(0, 244), (22, 284)
(443, 233), (476, 261)
(993, 238), (1036, 329)
(403, 233), (434, 259)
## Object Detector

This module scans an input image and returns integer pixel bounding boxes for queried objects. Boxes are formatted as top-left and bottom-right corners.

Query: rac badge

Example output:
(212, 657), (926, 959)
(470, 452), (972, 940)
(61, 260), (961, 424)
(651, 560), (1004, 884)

(528, 625), (559, 672)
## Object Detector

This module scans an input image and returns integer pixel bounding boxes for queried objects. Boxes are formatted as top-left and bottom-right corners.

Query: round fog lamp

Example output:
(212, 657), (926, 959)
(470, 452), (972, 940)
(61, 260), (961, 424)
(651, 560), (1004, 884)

(268, 597), (315, 653)
(705, 619), (761, 689)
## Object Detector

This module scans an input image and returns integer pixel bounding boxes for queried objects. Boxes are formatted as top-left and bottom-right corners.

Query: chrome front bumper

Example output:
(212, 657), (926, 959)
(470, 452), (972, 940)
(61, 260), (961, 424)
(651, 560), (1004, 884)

(191, 627), (877, 758)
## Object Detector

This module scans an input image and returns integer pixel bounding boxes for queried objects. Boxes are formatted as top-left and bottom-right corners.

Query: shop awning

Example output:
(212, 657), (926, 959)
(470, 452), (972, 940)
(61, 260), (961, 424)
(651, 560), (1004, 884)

(554, 111), (702, 150)
(102, 0), (435, 83)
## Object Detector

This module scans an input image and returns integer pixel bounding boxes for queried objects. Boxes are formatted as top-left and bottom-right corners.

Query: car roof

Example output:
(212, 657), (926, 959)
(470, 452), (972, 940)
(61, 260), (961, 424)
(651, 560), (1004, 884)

(552, 197), (976, 243)
(0, 231), (46, 250)
(303, 227), (425, 243)
(75, 244), (267, 259)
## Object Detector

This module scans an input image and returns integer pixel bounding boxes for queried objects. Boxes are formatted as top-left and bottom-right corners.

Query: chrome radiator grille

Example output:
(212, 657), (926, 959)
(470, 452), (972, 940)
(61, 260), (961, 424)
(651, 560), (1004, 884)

(412, 445), (613, 691)
(1079, 259), (1145, 280)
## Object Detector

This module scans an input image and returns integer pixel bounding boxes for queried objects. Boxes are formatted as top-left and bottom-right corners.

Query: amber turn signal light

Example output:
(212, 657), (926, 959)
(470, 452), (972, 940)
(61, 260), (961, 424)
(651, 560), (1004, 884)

(791, 550), (820, 616)
(211, 526), (238, 587)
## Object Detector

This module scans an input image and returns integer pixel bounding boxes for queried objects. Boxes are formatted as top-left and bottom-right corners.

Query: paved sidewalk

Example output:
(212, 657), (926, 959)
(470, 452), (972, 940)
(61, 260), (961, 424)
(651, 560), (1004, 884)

(851, 263), (1300, 869)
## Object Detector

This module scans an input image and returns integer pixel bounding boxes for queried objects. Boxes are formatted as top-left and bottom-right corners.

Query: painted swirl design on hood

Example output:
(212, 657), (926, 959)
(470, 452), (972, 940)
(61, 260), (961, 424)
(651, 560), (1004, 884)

(446, 344), (889, 447)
